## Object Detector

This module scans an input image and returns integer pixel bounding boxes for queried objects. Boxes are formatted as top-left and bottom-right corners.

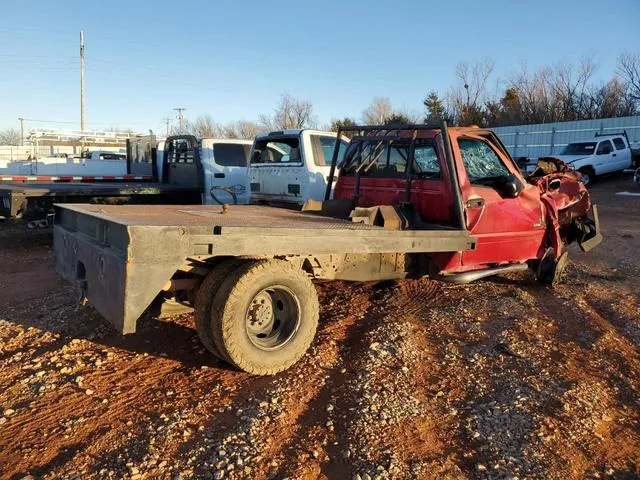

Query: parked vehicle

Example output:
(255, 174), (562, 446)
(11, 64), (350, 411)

(0, 136), (250, 219)
(554, 133), (634, 186)
(81, 151), (126, 161)
(634, 167), (640, 187)
(161, 136), (253, 204)
(249, 129), (349, 206)
(53, 123), (601, 375)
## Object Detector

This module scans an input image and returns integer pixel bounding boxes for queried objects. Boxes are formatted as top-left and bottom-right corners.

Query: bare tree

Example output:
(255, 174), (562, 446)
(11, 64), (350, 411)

(190, 115), (222, 137)
(551, 58), (595, 120)
(260, 94), (316, 130)
(448, 59), (495, 125)
(617, 52), (640, 103)
(0, 128), (21, 145)
(361, 97), (393, 124)
(233, 120), (263, 139)
(586, 77), (637, 118)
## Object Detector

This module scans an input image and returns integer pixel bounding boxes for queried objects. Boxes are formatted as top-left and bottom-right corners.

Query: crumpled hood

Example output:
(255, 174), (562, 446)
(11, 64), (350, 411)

(553, 155), (589, 164)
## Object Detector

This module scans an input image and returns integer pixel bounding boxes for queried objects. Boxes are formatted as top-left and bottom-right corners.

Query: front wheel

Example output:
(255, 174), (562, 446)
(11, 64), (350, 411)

(536, 248), (569, 285)
(578, 167), (595, 187)
(209, 260), (319, 375)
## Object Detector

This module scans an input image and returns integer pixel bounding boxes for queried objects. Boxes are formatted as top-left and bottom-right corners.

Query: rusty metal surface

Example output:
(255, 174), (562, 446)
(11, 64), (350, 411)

(54, 203), (477, 334)
(0, 182), (195, 197)
(56, 204), (386, 230)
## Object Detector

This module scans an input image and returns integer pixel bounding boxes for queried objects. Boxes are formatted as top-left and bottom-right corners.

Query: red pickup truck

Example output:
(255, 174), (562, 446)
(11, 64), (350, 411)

(332, 125), (600, 284)
(53, 123), (601, 374)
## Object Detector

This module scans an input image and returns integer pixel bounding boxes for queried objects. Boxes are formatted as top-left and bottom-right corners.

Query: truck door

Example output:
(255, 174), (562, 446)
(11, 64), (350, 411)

(203, 140), (251, 204)
(594, 140), (616, 174)
(163, 135), (203, 189)
(456, 135), (546, 267)
(249, 135), (309, 205)
(305, 133), (349, 200)
(612, 137), (632, 170)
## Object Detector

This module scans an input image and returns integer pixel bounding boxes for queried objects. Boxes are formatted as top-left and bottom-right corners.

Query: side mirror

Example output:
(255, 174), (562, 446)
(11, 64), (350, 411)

(502, 174), (523, 198)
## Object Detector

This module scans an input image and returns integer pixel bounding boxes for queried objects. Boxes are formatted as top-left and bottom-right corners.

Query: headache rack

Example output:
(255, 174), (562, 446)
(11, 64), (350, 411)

(324, 121), (466, 230)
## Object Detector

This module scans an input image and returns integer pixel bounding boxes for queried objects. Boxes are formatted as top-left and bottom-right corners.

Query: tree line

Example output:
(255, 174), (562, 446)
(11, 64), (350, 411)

(2, 52), (638, 144)
(423, 52), (640, 127)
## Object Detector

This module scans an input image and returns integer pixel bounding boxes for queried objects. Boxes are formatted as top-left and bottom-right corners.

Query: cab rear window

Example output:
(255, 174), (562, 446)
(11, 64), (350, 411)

(251, 138), (301, 165)
(613, 138), (626, 150)
(340, 138), (441, 179)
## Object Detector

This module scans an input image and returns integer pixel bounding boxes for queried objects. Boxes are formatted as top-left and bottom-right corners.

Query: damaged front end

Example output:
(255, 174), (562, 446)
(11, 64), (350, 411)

(528, 157), (602, 253)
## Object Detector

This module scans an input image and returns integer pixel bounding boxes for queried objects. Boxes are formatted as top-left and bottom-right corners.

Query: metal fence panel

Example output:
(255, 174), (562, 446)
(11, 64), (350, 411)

(492, 115), (640, 159)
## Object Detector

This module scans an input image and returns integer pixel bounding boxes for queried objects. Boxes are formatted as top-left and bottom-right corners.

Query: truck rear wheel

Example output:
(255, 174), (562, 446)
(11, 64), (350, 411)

(209, 260), (319, 375)
(194, 259), (246, 360)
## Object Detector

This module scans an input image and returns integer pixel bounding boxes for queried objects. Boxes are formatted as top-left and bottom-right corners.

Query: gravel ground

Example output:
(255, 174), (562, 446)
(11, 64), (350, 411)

(0, 175), (639, 480)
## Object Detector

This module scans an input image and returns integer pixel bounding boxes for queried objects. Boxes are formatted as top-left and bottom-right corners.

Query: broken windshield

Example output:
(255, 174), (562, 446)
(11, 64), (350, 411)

(458, 138), (510, 185)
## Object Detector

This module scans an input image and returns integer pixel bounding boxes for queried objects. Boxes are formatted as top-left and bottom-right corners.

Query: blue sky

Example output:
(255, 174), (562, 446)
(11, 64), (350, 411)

(0, 0), (638, 133)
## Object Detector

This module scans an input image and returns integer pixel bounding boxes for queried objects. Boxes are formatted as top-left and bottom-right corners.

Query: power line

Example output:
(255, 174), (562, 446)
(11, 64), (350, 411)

(80, 30), (85, 132)
(0, 54), (77, 58)
(19, 118), (156, 125)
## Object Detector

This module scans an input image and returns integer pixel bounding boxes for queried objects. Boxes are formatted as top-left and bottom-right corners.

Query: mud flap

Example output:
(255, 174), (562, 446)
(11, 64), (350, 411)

(577, 205), (602, 253)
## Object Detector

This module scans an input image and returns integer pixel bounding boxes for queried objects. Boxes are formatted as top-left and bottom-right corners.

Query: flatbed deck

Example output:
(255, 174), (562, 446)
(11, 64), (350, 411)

(54, 204), (476, 333)
(0, 182), (200, 218)
(56, 203), (476, 256)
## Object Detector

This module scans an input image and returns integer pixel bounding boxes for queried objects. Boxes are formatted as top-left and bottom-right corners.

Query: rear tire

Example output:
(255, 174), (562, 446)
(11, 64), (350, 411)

(194, 259), (246, 360)
(210, 260), (319, 375)
(578, 167), (595, 187)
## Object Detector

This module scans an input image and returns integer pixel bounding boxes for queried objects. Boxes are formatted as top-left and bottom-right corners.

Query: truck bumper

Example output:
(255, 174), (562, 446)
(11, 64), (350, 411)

(577, 204), (602, 253)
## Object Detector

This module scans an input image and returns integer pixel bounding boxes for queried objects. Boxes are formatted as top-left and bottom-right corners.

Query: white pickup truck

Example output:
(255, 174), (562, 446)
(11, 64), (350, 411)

(249, 129), (349, 206)
(554, 133), (634, 186)
(160, 130), (349, 207)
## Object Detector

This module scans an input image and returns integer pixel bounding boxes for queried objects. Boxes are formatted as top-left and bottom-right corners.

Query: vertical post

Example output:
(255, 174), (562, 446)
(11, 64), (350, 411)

(18, 117), (24, 146)
(441, 121), (466, 231)
(80, 31), (85, 133)
(174, 108), (185, 133)
(353, 130), (363, 202)
(513, 130), (519, 158)
(403, 129), (417, 204)
(549, 127), (556, 155)
(324, 129), (342, 201)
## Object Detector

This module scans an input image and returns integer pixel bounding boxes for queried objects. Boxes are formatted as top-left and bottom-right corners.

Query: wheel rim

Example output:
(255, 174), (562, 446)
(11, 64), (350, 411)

(245, 285), (301, 351)
(581, 172), (591, 185)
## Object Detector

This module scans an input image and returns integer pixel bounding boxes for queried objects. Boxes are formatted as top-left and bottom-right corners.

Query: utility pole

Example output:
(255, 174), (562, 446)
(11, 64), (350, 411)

(80, 30), (85, 133)
(164, 117), (171, 136)
(174, 107), (185, 133)
(18, 117), (24, 146)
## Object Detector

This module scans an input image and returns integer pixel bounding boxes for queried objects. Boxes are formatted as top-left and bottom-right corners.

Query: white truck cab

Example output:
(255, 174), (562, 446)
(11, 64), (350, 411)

(248, 129), (349, 206)
(161, 136), (253, 204)
(555, 133), (633, 185)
